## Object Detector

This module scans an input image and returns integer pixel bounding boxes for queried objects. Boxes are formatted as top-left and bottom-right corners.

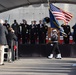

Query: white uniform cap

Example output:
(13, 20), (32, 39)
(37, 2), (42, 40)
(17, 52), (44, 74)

(52, 29), (57, 32)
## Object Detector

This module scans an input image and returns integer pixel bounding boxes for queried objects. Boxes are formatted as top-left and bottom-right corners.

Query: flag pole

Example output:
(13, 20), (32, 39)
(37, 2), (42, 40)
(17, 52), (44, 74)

(47, 0), (50, 9)
(47, 0), (60, 42)
(47, 0), (52, 43)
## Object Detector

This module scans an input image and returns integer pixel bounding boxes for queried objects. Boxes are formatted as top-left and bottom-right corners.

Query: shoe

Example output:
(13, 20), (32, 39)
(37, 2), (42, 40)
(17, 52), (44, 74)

(2, 63), (4, 65)
(8, 60), (12, 63)
(48, 54), (53, 59)
(56, 54), (62, 59)
(0, 63), (4, 66)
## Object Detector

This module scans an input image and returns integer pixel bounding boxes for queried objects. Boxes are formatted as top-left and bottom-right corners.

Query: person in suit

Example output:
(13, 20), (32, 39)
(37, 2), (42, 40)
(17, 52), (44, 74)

(20, 19), (29, 44)
(3, 20), (10, 30)
(30, 20), (37, 44)
(72, 23), (76, 43)
(43, 22), (48, 44)
(0, 19), (8, 65)
(61, 24), (71, 44)
(48, 29), (61, 59)
(37, 20), (46, 44)
(29, 21), (34, 44)
(11, 20), (20, 43)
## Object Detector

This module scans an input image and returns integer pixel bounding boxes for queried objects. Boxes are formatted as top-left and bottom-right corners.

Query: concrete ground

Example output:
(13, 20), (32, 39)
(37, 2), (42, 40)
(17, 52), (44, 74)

(0, 58), (76, 75)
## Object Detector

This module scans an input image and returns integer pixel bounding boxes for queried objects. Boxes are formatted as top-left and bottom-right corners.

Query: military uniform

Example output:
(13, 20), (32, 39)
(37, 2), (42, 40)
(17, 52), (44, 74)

(20, 23), (29, 44)
(37, 24), (47, 44)
(43, 24), (48, 44)
(11, 21), (20, 37)
(61, 25), (71, 44)
(48, 29), (61, 59)
(11, 21), (20, 43)
(30, 24), (37, 44)
(3, 23), (10, 30)
(72, 24), (76, 43)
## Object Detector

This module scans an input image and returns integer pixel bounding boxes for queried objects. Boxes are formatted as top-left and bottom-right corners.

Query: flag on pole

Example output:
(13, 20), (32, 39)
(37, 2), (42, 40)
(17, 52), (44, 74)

(50, 4), (73, 25)
(7, 15), (10, 23)
(49, 9), (60, 29)
(49, 4), (67, 36)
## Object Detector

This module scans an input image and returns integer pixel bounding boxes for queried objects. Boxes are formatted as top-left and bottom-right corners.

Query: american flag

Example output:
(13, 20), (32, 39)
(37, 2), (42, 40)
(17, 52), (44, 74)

(50, 4), (73, 24)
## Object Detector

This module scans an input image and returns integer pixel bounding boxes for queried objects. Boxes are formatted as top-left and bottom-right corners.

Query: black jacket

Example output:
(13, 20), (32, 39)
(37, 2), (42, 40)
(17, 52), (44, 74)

(7, 31), (17, 47)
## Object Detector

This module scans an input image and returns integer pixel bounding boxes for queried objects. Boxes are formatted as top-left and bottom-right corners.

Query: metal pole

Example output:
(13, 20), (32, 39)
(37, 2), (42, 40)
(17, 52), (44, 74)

(47, 0), (50, 9)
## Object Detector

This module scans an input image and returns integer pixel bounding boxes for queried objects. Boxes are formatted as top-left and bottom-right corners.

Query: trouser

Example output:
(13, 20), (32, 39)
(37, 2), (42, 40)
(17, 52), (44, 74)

(39, 32), (46, 44)
(50, 42), (61, 55)
(63, 35), (70, 44)
(22, 33), (26, 44)
(8, 49), (12, 61)
(0, 45), (5, 64)
(30, 33), (36, 44)
(73, 33), (76, 43)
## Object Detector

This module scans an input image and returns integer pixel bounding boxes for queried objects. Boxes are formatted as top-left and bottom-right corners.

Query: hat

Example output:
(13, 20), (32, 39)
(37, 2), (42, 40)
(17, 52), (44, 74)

(52, 29), (57, 32)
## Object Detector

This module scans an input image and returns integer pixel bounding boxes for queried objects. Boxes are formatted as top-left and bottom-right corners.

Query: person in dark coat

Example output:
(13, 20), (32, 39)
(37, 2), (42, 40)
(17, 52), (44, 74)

(43, 22), (48, 44)
(61, 24), (71, 44)
(37, 20), (46, 44)
(29, 21), (34, 44)
(72, 23), (76, 43)
(7, 27), (17, 62)
(11, 20), (20, 43)
(3, 20), (10, 30)
(20, 19), (29, 44)
(30, 20), (37, 44)
(0, 20), (8, 65)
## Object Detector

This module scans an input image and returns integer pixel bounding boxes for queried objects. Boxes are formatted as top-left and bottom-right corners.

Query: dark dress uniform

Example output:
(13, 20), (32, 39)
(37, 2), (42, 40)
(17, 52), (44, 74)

(44, 24), (48, 43)
(11, 22), (20, 43)
(61, 25), (71, 44)
(30, 24), (37, 44)
(20, 23), (29, 44)
(11, 22), (20, 37)
(37, 24), (46, 44)
(72, 24), (76, 43)
(3, 23), (10, 30)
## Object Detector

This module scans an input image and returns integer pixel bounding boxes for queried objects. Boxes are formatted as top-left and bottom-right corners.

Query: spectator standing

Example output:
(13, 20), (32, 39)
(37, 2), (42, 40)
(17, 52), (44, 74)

(0, 19), (8, 65)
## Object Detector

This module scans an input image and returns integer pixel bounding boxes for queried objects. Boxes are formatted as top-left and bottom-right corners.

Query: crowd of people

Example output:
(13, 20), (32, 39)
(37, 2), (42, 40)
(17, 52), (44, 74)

(0, 19), (49, 65)
(3, 19), (76, 45)
(0, 18), (76, 65)
(60, 24), (76, 44)
(0, 19), (18, 65)
(11, 19), (48, 44)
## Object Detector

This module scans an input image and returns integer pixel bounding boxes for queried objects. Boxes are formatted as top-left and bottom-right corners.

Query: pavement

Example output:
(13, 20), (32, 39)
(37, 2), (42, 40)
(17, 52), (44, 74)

(0, 58), (76, 75)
